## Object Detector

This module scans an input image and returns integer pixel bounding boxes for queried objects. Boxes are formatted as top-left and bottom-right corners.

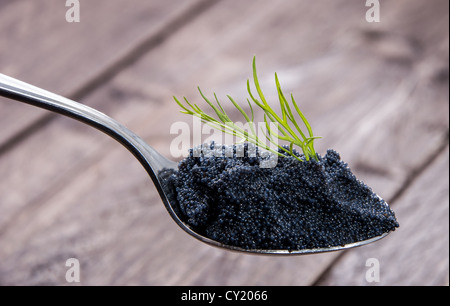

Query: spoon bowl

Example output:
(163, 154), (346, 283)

(0, 73), (391, 255)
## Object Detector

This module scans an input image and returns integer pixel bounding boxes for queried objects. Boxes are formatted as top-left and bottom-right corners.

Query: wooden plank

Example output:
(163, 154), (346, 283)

(0, 0), (210, 147)
(0, 93), (338, 286)
(0, 0), (448, 285)
(315, 146), (449, 286)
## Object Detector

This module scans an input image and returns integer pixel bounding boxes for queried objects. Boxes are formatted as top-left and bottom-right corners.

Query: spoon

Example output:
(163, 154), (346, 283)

(0, 73), (390, 255)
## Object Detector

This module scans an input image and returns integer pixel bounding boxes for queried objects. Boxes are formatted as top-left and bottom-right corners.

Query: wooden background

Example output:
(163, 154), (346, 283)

(0, 0), (448, 286)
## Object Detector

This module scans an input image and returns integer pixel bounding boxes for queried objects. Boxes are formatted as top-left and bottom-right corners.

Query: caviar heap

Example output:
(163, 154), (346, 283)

(162, 142), (399, 251)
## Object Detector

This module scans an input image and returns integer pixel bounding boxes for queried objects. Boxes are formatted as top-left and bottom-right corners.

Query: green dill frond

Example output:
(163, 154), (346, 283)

(173, 56), (320, 161)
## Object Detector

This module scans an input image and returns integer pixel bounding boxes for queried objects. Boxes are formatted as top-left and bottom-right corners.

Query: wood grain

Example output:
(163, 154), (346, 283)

(0, 0), (448, 285)
(316, 146), (449, 286)
(0, 0), (212, 147)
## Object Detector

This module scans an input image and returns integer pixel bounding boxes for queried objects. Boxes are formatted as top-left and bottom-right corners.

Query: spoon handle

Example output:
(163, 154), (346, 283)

(0, 73), (175, 177)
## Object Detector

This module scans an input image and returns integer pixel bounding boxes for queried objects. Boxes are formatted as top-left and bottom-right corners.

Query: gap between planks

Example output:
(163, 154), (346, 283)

(311, 132), (450, 286)
(0, 0), (447, 285)
(0, 0), (221, 158)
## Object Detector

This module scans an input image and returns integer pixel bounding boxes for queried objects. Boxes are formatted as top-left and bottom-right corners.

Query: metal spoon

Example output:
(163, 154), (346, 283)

(0, 73), (390, 255)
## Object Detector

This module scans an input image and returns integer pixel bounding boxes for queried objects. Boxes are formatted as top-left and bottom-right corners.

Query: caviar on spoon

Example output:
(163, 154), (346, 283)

(0, 62), (398, 255)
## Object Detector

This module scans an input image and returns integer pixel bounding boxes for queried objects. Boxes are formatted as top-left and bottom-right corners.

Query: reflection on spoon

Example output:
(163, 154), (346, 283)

(0, 73), (397, 255)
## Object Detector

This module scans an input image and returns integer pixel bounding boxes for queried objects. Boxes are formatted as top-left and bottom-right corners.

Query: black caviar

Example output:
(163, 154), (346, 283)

(161, 142), (399, 251)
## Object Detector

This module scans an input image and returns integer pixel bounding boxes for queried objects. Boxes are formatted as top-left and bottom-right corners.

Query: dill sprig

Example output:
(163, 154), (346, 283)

(173, 56), (320, 162)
